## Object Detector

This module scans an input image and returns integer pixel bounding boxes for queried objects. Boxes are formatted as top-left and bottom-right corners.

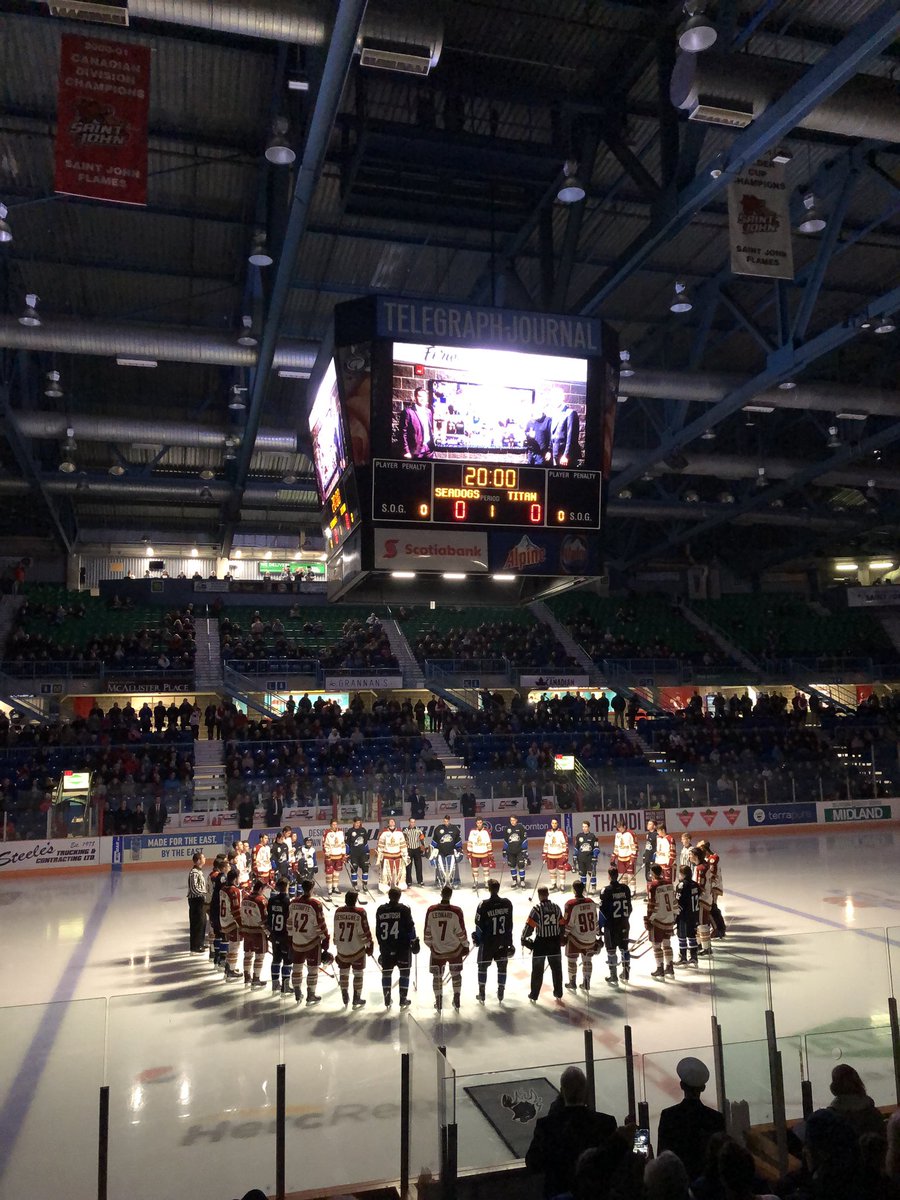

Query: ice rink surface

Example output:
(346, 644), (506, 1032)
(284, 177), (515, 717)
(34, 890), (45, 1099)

(2, 826), (900, 1199)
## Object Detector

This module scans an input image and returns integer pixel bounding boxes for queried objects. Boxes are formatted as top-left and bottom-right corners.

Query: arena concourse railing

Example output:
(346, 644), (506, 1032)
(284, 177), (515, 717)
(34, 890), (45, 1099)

(0, 659), (194, 686)
(4, 926), (900, 1199)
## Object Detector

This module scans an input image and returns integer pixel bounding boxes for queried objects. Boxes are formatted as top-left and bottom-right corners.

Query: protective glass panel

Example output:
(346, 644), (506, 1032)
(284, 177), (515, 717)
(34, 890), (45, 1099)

(804, 1025), (896, 1112)
(710, 942), (772, 1047)
(722, 1038), (774, 1130)
(593, 1053), (633, 1126)
(107, 989), (283, 1200)
(407, 1016), (444, 1193)
(641, 1045), (718, 1151)
(0, 997), (107, 1200)
(778, 1035), (806, 1124)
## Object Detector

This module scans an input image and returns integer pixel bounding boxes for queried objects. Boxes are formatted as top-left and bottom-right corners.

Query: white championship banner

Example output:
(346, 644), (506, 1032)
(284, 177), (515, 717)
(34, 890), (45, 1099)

(0, 837), (106, 874)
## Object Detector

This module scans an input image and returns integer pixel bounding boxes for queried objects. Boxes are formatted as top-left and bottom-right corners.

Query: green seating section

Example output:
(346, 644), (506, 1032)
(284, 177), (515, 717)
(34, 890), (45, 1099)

(692, 595), (895, 660)
(219, 605), (388, 659)
(547, 593), (711, 658)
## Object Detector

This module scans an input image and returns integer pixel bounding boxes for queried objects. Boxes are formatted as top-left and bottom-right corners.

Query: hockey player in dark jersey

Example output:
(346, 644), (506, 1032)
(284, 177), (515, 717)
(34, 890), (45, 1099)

(473, 878), (514, 1003)
(208, 854), (228, 966)
(599, 868), (632, 985)
(573, 820), (600, 892)
(502, 815), (528, 888)
(267, 876), (293, 994)
(345, 819), (371, 892)
(675, 865), (700, 967)
(431, 821), (462, 888)
(270, 829), (292, 883)
(374, 886), (419, 1009)
(522, 885), (564, 1003)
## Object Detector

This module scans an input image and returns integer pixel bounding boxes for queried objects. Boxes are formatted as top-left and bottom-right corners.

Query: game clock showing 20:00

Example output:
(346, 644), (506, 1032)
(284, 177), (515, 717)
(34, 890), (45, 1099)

(371, 459), (601, 529)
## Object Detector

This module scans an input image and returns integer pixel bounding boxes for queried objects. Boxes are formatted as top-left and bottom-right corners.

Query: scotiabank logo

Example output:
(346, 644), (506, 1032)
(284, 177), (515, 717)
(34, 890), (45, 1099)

(375, 529), (488, 571)
(384, 539), (399, 559)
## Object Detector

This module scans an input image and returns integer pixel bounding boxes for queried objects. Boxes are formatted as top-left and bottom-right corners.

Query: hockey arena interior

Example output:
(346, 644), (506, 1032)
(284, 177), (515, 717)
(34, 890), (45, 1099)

(1, 3), (900, 1200)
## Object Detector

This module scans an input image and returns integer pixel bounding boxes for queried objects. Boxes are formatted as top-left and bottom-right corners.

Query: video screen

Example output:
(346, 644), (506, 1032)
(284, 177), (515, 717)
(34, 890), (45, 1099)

(308, 360), (349, 503)
(390, 343), (588, 468)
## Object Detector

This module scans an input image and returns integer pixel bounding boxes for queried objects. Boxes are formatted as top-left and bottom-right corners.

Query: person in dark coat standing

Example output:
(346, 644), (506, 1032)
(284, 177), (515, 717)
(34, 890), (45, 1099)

(656, 1057), (725, 1181)
(525, 1066), (617, 1198)
(146, 797), (168, 834)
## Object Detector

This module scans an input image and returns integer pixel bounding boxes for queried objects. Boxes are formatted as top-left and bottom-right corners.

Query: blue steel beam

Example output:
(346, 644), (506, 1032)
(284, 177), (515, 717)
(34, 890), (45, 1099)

(623, 411), (900, 571)
(572, 0), (900, 316)
(220, 0), (369, 558)
(612, 280), (900, 494)
(792, 160), (858, 342)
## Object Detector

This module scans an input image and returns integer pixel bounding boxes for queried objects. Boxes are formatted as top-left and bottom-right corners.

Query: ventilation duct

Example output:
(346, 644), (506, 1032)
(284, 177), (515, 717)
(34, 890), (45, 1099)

(75, 1), (443, 72)
(12, 411), (298, 454)
(48, 0), (128, 25)
(0, 478), (314, 502)
(0, 317), (316, 372)
(671, 50), (900, 141)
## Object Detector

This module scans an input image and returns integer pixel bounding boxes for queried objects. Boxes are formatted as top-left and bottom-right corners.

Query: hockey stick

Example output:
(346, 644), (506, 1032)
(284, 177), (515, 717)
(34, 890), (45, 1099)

(343, 858), (368, 903)
(529, 858), (545, 902)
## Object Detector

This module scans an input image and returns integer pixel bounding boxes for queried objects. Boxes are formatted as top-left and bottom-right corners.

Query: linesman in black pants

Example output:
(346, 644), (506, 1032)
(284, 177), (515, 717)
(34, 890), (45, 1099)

(522, 886), (564, 1003)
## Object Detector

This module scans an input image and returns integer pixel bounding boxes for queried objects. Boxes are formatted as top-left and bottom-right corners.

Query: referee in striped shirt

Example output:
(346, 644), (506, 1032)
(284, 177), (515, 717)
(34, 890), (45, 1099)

(187, 851), (208, 953)
(404, 819), (425, 887)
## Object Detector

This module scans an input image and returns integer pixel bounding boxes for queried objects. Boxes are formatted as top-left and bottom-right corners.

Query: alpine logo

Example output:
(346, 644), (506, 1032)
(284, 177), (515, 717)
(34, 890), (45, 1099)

(503, 536), (546, 571)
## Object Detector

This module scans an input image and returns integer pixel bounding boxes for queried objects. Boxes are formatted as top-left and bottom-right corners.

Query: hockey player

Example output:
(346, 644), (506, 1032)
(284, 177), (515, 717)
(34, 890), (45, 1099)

(466, 817), (495, 891)
(423, 885), (469, 1011)
(674, 865), (700, 967)
(502, 815), (528, 888)
(573, 820), (599, 892)
(333, 890), (374, 1008)
(431, 820), (462, 889)
(697, 840), (726, 938)
(252, 834), (273, 885)
(295, 837), (318, 884)
(376, 818), (409, 893)
(235, 841), (251, 889)
(375, 886), (418, 1009)
(678, 832), (693, 873)
(240, 879), (269, 988)
(271, 829), (291, 883)
(522, 886), (564, 1003)
(542, 818), (569, 892)
(654, 822), (675, 885)
(690, 846), (713, 955)
(287, 878), (330, 1005)
(323, 819), (347, 895)
(561, 880), (603, 992)
(612, 819), (637, 894)
(218, 867), (244, 980)
(646, 862), (677, 979)
(473, 878), (514, 1003)
(640, 819), (658, 899)
(345, 818), (371, 892)
(207, 853), (227, 965)
(267, 876), (293, 993)
(599, 868), (632, 985)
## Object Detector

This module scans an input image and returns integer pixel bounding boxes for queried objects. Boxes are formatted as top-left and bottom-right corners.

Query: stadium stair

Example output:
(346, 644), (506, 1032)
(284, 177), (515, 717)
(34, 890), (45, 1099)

(192, 737), (228, 813)
(677, 601), (761, 675)
(427, 730), (476, 788)
(382, 617), (425, 687)
(194, 617), (224, 692)
(529, 599), (596, 674)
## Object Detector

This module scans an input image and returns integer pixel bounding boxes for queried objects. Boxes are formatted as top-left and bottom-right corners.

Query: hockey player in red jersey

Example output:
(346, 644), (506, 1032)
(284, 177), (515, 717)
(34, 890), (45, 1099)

(218, 867), (244, 980)
(542, 819), (569, 892)
(333, 890), (374, 1008)
(561, 880), (604, 992)
(697, 839), (726, 938)
(252, 834), (273, 886)
(646, 862), (677, 979)
(323, 819), (347, 895)
(690, 846), (713, 955)
(423, 885), (469, 1011)
(287, 878), (330, 1006)
(240, 879), (269, 987)
(611, 819), (637, 893)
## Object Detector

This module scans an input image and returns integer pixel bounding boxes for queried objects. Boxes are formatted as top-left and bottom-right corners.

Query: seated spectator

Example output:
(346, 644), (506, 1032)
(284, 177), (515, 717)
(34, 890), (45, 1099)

(717, 1141), (779, 1200)
(644, 1151), (692, 1199)
(828, 1064), (885, 1139)
(781, 1107), (863, 1200)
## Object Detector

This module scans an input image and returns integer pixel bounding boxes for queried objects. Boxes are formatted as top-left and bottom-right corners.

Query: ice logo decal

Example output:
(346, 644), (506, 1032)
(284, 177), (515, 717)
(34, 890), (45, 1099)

(501, 1087), (544, 1124)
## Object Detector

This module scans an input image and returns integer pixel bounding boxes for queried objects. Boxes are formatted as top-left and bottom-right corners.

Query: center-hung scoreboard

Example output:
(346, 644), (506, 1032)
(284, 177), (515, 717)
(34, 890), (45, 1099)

(305, 296), (619, 598)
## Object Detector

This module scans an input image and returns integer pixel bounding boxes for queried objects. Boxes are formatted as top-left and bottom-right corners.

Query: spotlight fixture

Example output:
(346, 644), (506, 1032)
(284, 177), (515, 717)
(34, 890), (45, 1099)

(708, 154), (724, 179)
(670, 280), (692, 313)
(619, 349), (635, 378)
(59, 427), (77, 474)
(778, 379), (797, 390)
(618, 488), (633, 500)
(228, 385), (248, 410)
(199, 468), (215, 481)
(108, 463), (126, 477)
(557, 160), (586, 204)
(19, 293), (40, 327)
(617, 393), (629, 405)
(875, 315), (897, 335)
(700, 428), (716, 441)
(248, 230), (273, 267)
(237, 316), (257, 348)
(718, 491), (735, 504)
(224, 440), (237, 461)
(282, 472), (299, 485)
(265, 116), (296, 166)
(190, 547), (199, 558)
(678, 0), (717, 52)
(771, 147), (793, 165)
(44, 370), (63, 399)
(797, 192), (826, 234)
(59, 455), (77, 474)
(684, 490), (700, 503)
(234, 549), (243, 558)
(0, 202), (11, 243)
(756, 467), (767, 488)
(826, 425), (841, 449)
(145, 546), (154, 557)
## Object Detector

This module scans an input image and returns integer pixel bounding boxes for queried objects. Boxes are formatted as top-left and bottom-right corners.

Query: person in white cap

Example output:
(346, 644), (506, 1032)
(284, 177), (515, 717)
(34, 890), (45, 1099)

(656, 1056), (725, 1180)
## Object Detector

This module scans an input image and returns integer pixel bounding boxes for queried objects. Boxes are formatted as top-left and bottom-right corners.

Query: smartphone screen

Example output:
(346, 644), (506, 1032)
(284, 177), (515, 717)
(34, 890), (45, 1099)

(632, 1128), (650, 1157)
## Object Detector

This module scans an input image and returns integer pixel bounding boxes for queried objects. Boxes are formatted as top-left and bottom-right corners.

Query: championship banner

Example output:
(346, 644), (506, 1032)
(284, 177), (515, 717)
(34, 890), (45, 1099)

(55, 34), (151, 206)
(728, 159), (794, 280)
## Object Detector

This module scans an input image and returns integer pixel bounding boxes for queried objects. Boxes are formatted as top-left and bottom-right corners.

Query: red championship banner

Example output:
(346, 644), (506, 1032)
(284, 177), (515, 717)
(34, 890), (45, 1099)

(54, 34), (150, 206)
